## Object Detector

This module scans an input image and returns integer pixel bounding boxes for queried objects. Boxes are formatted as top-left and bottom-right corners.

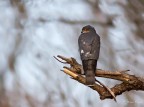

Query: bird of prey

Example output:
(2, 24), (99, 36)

(78, 25), (100, 86)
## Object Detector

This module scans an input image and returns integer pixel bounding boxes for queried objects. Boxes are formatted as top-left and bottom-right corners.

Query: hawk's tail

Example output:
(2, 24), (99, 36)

(86, 72), (95, 85)
(82, 60), (97, 85)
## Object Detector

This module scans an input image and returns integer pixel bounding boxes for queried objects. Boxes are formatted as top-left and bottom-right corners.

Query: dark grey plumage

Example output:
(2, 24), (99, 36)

(78, 25), (100, 85)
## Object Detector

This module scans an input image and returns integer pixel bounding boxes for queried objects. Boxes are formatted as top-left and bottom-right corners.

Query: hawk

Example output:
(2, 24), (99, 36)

(78, 25), (100, 86)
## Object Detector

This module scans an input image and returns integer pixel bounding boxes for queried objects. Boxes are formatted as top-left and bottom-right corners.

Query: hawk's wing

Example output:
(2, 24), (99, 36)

(90, 34), (100, 56)
(78, 33), (92, 54)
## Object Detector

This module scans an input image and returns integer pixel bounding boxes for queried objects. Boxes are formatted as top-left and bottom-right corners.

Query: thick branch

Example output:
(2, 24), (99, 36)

(55, 55), (144, 100)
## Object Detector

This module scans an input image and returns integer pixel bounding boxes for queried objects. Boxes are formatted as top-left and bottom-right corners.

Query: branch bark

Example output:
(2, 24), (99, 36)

(54, 55), (144, 100)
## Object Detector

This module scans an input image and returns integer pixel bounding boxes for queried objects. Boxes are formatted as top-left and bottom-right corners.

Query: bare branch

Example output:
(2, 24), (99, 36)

(55, 55), (144, 100)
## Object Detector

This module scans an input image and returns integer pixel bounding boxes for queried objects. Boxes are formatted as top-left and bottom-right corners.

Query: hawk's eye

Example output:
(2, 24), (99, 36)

(82, 28), (89, 33)
(84, 28), (88, 31)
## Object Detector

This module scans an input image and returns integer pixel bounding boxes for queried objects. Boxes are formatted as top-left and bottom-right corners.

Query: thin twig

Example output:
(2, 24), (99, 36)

(95, 79), (116, 101)
(53, 56), (67, 64)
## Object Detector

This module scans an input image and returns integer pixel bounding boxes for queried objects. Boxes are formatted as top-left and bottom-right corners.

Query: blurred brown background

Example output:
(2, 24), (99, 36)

(0, 0), (144, 107)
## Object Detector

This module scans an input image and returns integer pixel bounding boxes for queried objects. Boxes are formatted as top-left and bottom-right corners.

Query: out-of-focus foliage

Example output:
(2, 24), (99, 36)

(0, 0), (144, 107)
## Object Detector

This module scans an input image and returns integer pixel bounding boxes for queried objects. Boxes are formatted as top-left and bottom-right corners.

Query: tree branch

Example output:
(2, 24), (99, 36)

(54, 55), (144, 100)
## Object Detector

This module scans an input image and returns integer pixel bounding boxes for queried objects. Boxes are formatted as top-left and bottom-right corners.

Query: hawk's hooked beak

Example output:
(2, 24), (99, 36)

(81, 29), (90, 33)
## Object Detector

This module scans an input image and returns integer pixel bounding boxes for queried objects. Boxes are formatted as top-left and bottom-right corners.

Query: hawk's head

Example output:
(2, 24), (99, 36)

(81, 25), (96, 34)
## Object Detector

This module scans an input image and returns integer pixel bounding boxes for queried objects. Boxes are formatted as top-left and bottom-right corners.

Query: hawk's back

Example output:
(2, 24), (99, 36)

(78, 32), (100, 60)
